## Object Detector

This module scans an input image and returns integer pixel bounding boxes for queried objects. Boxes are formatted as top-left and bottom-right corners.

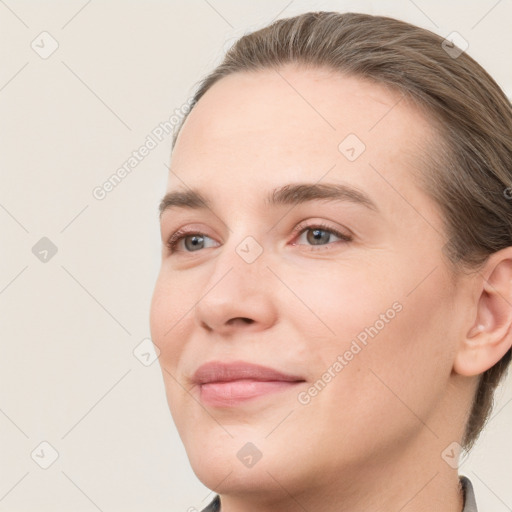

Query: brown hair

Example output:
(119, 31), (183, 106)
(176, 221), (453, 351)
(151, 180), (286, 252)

(171, 11), (512, 452)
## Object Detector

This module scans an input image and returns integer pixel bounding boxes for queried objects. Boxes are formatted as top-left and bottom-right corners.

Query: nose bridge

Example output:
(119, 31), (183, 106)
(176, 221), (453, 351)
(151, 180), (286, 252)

(211, 229), (268, 289)
(193, 225), (274, 330)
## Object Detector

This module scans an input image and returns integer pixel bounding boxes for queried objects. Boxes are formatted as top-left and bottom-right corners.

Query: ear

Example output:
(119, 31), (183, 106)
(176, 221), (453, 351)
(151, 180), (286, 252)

(453, 246), (512, 377)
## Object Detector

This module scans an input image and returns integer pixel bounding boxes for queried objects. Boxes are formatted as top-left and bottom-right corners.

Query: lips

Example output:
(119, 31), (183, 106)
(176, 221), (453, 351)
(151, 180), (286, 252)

(192, 361), (305, 384)
(192, 361), (305, 407)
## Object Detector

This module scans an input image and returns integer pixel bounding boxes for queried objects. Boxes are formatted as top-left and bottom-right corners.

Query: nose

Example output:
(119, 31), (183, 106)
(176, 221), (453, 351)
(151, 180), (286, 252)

(193, 237), (278, 336)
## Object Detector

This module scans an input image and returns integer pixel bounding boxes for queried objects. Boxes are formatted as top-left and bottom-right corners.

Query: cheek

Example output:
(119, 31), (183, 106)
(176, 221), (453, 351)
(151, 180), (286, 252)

(149, 271), (189, 364)
(293, 257), (455, 419)
(150, 274), (197, 432)
(321, 270), (455, 440)
(282, 259), (398, 344)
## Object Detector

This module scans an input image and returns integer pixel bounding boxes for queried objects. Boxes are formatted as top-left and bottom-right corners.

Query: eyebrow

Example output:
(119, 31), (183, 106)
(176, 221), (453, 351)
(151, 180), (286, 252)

(159, 182), (379, 217)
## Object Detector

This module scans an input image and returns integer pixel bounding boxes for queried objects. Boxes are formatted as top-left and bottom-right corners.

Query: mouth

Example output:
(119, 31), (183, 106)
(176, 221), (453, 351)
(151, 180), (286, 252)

(192, 360), (306, 408)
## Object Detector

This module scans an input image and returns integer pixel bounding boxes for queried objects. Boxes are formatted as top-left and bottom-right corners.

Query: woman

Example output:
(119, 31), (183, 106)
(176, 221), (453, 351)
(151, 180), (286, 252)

(150, 11), (511, 511)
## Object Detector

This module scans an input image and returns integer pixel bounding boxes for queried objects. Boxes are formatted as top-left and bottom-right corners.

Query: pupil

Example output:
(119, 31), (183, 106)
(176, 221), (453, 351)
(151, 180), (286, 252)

(309, 228), (328, 245)
(186, 235), (203, 251)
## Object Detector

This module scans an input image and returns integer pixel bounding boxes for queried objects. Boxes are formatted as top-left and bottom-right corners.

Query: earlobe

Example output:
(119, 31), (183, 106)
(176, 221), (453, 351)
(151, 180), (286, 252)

(453, 248), (512, 377)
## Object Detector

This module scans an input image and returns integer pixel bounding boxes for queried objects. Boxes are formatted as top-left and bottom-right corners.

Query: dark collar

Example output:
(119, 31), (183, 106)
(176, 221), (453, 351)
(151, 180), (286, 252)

(461, 475), (478, 512)
(200, 494), (220, 512)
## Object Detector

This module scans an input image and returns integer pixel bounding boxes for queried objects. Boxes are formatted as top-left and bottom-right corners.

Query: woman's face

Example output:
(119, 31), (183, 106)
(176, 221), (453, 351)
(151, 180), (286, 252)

(150, 66), (470, 501)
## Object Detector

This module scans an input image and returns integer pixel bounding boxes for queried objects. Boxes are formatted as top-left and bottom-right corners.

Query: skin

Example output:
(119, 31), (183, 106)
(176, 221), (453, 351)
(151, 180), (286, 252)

(149, 64), (512, 512)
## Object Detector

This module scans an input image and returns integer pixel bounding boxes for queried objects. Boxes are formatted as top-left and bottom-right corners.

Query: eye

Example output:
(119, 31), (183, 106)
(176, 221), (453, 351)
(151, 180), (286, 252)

(291, 221), (352, 250)
(165, 222), (352, 255)
(165, 229), (218, 253)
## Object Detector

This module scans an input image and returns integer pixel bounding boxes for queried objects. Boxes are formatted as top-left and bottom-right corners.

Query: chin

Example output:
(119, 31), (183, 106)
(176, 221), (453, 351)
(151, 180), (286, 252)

(191, 454), (295, 500)
(185, 428), (308, 499)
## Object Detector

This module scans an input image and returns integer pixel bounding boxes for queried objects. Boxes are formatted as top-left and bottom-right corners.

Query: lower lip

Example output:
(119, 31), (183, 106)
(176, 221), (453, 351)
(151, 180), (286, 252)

(199, 379), (302, 407)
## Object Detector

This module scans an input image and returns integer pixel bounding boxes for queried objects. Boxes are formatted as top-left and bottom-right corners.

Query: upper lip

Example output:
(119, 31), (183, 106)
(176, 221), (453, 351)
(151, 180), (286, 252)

(192, 361), (305, 385)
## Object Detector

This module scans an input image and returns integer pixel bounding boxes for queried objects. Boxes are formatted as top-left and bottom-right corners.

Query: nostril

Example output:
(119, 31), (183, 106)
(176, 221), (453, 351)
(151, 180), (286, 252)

(200, 321), (213, 332)
(228, 317), (254, 326)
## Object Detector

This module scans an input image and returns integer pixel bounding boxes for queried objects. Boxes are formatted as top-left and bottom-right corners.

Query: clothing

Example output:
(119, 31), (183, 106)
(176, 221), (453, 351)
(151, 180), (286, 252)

(200, 475), (478, 511)
(460, 475), (478, 512)
(201, 494), (220, 512)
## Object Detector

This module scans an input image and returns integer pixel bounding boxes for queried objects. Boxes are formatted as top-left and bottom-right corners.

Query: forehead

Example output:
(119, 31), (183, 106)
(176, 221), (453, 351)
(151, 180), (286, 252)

(168, 65), (438, 222)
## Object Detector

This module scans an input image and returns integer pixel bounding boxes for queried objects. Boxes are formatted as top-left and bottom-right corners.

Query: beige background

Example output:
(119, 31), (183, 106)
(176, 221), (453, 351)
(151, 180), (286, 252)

(0, 1), (511, 510)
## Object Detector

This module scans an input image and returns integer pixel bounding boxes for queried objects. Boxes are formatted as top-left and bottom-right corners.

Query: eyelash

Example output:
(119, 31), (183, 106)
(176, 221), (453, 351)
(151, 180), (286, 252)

(165, 222), (352, 254)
